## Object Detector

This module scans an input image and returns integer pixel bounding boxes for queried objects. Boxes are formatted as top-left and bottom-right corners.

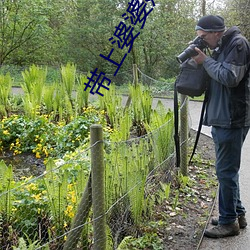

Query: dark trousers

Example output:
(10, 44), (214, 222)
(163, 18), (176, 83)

(211, 126), (249, 225)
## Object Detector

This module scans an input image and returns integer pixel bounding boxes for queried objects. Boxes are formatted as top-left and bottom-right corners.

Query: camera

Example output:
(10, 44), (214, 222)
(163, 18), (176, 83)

(176, 36), (208, 64)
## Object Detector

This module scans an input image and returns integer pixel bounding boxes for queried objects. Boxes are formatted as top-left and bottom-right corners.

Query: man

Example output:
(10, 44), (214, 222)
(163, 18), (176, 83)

(192, 15), (250, 238)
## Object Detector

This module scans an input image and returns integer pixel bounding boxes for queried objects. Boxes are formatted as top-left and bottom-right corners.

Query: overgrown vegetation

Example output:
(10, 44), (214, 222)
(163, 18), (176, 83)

(0, 51), (219, 250)
(0, 64), (179, 249)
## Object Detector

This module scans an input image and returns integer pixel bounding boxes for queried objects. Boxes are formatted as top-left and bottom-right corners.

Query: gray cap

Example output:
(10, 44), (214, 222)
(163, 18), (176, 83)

(195, 15), (225, 32)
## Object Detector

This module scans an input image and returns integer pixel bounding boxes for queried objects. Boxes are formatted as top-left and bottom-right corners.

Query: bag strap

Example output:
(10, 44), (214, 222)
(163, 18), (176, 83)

(174, 80), (180, 168)
(188, 91), (208, 164)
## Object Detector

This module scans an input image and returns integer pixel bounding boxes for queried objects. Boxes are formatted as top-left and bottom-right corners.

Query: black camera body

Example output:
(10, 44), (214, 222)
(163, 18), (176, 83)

(176, 36), (208, 63)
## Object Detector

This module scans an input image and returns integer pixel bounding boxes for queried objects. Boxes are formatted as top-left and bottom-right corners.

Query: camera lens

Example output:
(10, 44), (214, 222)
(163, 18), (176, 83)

(176, 44), (198, 63)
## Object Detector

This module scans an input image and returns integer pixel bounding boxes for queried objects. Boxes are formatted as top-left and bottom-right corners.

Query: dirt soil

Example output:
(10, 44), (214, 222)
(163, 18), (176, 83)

(158, 130), (217, 250)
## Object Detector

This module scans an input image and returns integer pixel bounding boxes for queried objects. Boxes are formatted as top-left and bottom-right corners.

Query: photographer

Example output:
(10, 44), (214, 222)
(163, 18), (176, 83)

(192, 15), (250, 238)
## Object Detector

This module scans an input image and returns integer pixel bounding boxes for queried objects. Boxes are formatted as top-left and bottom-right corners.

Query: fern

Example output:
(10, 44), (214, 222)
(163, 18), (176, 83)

(60, 63), (76, 101)
(0, 160), (14, 221)
(0, 73), (12, 116)
(43, 85), (56, 113)
(43, 159), (68, 228)
(144, 100), (175, 163)
(76, 74), (91, 112)
(21, 65), (47, 118)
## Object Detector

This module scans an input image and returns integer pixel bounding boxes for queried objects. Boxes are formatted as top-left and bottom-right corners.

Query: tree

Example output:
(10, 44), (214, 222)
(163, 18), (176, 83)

(0, 0), (231, 81)
(220, 0), (250, 39)
(0, 0), (51, 65)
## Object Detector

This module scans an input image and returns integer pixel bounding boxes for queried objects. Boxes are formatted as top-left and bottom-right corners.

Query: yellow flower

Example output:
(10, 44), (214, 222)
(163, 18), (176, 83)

(3, 130), (9, 135)
(14, 149), (22, 155)
(65, 205), (74, 218)
(71, 195), (76, 204)
(32, 193), (42, 201)
(12, 207), (17, 212)
(43, 147), (49, 157)
(26, 183), (37, 191)
(100, 110), (106, 115)
(36, 152), (41, 159)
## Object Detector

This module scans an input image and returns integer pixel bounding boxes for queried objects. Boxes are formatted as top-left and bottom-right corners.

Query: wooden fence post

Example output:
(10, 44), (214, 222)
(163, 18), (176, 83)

(133, 63), (138, 86)
(63, 175), (92, 250)
(91, 124), (106, 250)
(125, 64), (138, 109)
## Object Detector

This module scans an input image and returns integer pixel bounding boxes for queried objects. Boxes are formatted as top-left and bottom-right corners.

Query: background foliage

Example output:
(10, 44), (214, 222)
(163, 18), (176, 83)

(1, 0), (249, 83)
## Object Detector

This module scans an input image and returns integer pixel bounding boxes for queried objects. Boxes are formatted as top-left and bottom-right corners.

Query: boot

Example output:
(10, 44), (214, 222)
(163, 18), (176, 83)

(211, 214), (247, 229)
(204, 222), (240, 238)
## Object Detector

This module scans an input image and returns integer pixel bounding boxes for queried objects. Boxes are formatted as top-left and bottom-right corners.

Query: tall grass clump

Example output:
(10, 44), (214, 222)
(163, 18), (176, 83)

(145, 100), (175, 164)
(0, 73), (12, 117)
(21, 65), (47, 118)
(60, 63), (76, 103)
(98, 84), (123, 128)
(76, 74), (91, 113)
(129, 83), (153, 135)
(43, 84), (56, 114)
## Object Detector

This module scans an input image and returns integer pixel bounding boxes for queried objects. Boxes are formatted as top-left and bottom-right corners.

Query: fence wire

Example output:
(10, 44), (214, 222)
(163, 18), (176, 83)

(0, 66), (192, 249)
(0, 119), (187, 249)
(137, 67), (175, 96)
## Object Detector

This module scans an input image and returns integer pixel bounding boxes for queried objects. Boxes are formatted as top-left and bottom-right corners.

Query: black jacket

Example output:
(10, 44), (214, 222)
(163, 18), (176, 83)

(203, 26), (250, 128)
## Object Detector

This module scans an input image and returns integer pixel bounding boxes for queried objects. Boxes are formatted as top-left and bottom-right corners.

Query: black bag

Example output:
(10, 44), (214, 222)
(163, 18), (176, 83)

(174, 58), (209, 168)
(175, 58), (209, 97)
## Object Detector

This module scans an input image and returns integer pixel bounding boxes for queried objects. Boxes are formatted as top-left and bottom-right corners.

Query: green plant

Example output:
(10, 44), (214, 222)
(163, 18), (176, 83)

(0, 65), (24, 86)
(21, 65), (47, 118)
(99, 84), (123, 128)
(13, 233), (49, 250)
(0, 73), (12, 117)
(12, 176), (49, 241)
(43, 84), (56, 114)
(42, 157), (92, 248)
(76, 74), (91, 112)
(129, 83), (153, 128)
(0, 80), (184, 248)
(105, 136), (154, 241)
(172, 190), (180, 210)
(0, 106), (104, 157)
(178, 173), (191, 189)
(117, 233), (163, 250)
(157, 182), (171, 204)
(145, 100), (174, 163)
(109, 109), (132, 141)
(0, 161), (15, 222)
(60, 63), (76, 103)
(43, 159), (69, 224)
(0, 115), (57, 157)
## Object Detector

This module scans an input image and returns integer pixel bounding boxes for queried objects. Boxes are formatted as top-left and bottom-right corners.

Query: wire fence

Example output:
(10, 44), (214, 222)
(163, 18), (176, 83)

(0, 65), (191, 249)
(138, 67), (175, 93)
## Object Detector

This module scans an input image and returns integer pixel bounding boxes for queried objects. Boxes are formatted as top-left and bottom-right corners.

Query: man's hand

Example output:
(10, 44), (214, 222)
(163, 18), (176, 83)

(192, 47), (207, 64)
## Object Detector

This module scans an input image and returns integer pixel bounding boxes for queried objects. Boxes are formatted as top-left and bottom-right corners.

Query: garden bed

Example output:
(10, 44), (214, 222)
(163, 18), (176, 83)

(0, 130), (217, 250)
